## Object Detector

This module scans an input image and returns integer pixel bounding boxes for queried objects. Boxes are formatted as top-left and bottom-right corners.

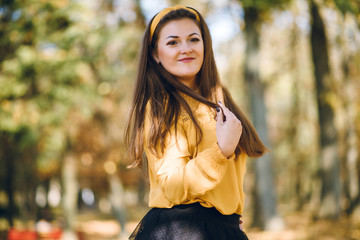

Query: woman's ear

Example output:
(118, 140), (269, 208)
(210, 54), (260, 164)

(152, 50), (160, 63)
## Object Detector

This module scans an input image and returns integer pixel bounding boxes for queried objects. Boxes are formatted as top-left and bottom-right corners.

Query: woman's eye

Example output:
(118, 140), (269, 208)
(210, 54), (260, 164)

(166, 40), (178, 46)
(190, 38), (200, 42)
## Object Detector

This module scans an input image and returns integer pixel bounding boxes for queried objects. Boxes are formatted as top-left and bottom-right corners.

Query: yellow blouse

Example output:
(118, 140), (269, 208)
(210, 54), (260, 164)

(143, 91), (247, 215)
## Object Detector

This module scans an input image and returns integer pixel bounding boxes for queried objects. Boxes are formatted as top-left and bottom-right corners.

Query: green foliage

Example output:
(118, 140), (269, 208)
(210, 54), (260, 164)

(333, 0), (360, 15)
(0, 0), (142, 178)
(239, 0), (291, 11)
(0, 0), (144, 225)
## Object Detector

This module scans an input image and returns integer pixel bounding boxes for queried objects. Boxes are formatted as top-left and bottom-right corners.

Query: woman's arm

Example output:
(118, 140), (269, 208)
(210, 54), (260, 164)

(144, 111), (235, 204)
(144, 101), (243, 205)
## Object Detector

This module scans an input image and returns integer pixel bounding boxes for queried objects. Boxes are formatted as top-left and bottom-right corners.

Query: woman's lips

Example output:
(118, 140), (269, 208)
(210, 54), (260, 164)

(178, 57), (195, 63)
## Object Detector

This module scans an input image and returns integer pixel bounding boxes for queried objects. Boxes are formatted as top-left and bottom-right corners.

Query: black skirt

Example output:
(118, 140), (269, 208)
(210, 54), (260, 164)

(129, 202), (249, 240)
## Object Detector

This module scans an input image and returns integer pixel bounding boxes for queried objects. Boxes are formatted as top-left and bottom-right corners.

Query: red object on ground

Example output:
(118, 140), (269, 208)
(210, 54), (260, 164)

(38, 229), (63, 240)
(7, 228), (63, 240)
(7, 229), (37, 240)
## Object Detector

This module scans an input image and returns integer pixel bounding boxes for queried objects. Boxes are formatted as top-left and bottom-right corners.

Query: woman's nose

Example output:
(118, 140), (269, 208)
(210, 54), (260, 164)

(180, 43), (193, 54)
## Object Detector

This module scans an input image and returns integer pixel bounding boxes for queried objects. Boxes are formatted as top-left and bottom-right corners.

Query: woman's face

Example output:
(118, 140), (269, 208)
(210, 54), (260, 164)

(153, 18), (204, 90)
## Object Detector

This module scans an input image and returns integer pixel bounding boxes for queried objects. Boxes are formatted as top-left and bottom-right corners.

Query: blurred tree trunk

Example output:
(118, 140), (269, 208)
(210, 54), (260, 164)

(310, 0), (341, 219)
(289, 19), (305, 211)
(243, 6), (283, 230)
(338, 14), (360, 216)
(1, 132), (15, 227)
(20, 145), (38, 223)
(62, 153), (78, 240)
(344, 84), (360, 215)
(0, 1), (17, 227)
(109, 174), (127, 237)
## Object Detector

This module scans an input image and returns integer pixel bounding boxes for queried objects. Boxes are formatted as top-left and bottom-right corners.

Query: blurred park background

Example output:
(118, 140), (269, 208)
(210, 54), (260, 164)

(0, 0), (360, 239)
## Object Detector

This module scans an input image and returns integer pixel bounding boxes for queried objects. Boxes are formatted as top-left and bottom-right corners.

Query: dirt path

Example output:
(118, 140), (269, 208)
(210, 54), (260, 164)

(73, 211), (360, 240)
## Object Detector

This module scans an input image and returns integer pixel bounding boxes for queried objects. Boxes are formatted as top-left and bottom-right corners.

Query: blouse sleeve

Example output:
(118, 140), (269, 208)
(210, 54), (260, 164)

(144, 105), (235, 205)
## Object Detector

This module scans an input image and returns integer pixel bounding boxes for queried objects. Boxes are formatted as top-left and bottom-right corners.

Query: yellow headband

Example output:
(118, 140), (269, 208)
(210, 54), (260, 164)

(150, 5), (200, 42)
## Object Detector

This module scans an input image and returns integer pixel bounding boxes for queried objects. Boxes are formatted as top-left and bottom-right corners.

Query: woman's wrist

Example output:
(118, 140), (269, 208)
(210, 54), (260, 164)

(217, 142), (234, 158)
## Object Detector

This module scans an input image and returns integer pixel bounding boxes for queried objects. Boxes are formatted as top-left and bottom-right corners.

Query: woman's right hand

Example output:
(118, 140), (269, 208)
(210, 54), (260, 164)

(215, 102), (242, 158)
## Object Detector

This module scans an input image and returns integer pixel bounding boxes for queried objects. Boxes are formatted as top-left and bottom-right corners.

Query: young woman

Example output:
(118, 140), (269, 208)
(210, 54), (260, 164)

(125, 5), (268, 240)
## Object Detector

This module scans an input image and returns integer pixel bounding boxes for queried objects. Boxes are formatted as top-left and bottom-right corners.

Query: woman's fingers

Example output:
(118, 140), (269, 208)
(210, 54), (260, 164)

(216, 102), (243, 157)
(217, 102), (227, 122)
(218, 102), (241, 126)
(216, 106), (223, 123)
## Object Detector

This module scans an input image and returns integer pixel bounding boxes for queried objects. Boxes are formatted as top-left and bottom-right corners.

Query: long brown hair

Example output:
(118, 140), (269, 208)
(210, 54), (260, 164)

(125, 7), (268, 168)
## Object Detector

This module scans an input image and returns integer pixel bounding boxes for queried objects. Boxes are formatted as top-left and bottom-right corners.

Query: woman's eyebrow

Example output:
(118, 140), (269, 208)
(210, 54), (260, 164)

(166, 35), (179, 39)
(189, 33), (200, 37)
(166, 32), (200, 39)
